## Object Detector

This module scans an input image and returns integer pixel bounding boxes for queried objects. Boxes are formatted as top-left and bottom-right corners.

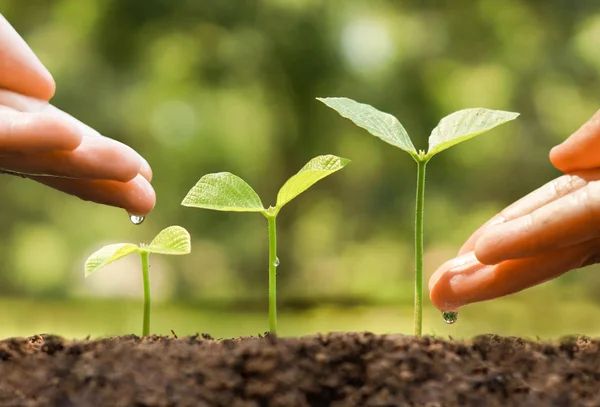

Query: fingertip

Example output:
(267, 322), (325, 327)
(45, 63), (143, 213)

(139, 157), (153, 182)
(78, 137), (143, 183)
(116, 147), (143, 182)
(127, 175), (156, 216)
(549, 143), (567, 173)
(473, 233), (502, 266)
(33, 112), (82, 150)
(36, 73), (56, 101)
(428, 252), (479, 312)
(549, 109), (600, 173)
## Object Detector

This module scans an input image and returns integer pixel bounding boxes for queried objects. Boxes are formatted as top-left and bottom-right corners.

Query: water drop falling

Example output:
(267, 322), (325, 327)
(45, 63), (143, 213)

(273, 257), (280, 267)
(442, 311), (458, 324)
(129, 214), (145, 225)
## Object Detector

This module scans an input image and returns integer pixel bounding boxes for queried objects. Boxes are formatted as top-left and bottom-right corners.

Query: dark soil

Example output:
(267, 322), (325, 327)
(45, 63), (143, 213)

(0, 332), (599, 407)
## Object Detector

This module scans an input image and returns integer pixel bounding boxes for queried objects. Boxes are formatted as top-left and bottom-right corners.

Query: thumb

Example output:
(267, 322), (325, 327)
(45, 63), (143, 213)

(550, 109), (600, 173)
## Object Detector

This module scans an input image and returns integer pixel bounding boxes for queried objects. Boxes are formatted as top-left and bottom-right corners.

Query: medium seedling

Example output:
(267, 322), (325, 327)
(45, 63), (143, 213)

(181, 154), (349, 335)
(85, 226), (191, 336)
(318, 97), (519, 336)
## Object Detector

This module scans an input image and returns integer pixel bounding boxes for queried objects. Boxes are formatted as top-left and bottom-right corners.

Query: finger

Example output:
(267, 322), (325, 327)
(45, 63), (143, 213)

(0, 15), (55, 100)
(0, 90), (153, 182)
(0, 134), (144, 181)
(550, 109), (600, 173)
(474, 179), (600, 264)
(31, 173), (156, 216)
(429, 242), (598, 312)
(44, 104), (153, 181)
(457, 171), (595, 255)
(0, 111), (81, 154)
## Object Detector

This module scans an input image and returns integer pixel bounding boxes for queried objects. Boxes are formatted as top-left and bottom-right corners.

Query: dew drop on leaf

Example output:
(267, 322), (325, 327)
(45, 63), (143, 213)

(442, 311), (458, 324)
(129, 214), (146, 225)
(273, 257), (280, 267)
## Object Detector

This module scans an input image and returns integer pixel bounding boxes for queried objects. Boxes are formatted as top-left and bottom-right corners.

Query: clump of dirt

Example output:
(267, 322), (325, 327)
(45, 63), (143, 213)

(0, 332), (598, 406)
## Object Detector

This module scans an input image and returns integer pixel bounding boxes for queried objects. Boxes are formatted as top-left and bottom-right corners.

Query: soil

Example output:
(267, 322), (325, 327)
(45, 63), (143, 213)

(0, 332), (598, 407)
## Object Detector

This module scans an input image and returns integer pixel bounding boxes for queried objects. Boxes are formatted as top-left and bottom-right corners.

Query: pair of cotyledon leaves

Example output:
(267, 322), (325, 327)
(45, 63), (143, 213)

(85, 226), (191, 277)
(85, 97), (518, 276)
(181, 154), (350, 214)
(317, 97), (519, 161)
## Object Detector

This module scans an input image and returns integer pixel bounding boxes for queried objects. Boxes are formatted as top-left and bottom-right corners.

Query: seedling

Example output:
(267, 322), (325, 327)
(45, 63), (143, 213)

(318, 97), (519, 336)
(85, 226), (192, 336)
(182, 154), (349, 334)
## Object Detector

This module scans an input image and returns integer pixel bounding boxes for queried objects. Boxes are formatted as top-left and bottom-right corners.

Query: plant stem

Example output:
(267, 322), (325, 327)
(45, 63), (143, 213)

(140, 251), (151, 337)
(414, 159), (427, 336)
(267, 215), (278, 334)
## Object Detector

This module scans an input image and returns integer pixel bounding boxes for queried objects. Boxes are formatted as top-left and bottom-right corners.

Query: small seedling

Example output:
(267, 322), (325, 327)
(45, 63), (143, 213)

(318, 97), (519, 336)
(182, 154), (350, 335)
(85, 226), (191, 336)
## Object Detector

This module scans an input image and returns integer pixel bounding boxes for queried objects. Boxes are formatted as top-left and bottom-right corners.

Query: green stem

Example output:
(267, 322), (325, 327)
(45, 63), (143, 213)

(140, 251), (151, 337)
(414, 160), (427, 336)
(267, 215), (278, 334)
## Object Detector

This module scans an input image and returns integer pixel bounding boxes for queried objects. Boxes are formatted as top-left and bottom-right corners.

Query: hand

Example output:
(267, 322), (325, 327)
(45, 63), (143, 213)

(429, 109), (600, 312)
(0, 14), (155, 215)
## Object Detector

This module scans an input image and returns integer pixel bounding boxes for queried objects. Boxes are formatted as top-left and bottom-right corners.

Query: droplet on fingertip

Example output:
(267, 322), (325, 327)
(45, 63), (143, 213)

(442, 311), (458, 324)
(129, 214), (145, 225)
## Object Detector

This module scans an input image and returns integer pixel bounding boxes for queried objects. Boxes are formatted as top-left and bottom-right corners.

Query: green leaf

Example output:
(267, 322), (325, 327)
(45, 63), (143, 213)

(182, 172), (264, 212)
(317, 97), (417, 157)
(85, 243), (139, 277)
(427, 108), (519, 157)
(146, 226), (191, 255)
(276, 155), (350, 208)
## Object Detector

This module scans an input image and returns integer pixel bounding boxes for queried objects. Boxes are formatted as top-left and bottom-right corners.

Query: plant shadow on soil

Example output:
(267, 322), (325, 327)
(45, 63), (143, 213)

(0, 332), (599, 407)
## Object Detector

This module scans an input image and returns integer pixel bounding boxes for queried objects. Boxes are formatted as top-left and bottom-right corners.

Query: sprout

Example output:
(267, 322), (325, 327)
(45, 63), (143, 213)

(319, 97), (519, 335)
(182, 155), (350, 334)
(85, 226), (191, 336)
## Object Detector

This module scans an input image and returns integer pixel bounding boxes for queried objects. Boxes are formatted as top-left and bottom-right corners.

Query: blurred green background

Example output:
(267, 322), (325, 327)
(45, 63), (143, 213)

(1, 0), (600, 339)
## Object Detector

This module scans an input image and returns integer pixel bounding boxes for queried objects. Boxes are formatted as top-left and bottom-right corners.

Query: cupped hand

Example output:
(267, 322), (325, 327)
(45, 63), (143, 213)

(429, 109), (600, 312)
(0, 14), (155, 215)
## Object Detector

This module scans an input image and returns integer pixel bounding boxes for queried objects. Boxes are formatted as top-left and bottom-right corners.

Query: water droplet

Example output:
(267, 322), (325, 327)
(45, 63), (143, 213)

(442, 311), (458, 324)
(129, 214), (145, 225)
(273, 257), (280, 267)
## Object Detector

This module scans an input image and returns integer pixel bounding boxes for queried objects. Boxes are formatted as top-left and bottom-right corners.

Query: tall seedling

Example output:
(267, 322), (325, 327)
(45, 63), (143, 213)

(182, 155), (349, 335)
(318, 97), (519, 336)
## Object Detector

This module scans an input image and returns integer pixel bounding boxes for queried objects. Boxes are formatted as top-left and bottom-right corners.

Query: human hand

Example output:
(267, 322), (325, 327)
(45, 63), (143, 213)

(0, 14), (155, 215)
(429, 109), (600, 312)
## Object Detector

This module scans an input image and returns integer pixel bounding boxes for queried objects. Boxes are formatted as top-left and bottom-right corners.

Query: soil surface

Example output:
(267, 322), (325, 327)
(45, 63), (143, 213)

(0, 332), (599, 407)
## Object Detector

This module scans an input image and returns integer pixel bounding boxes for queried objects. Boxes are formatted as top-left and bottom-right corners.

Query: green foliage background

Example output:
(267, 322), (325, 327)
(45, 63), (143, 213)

(1, 0), (600, 338)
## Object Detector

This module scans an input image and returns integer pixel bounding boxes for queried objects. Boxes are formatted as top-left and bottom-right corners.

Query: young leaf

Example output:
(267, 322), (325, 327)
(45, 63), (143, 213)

(317, 97), (418, 158)
(182, 172), (265, 212)
(85, 243), (139, 277)
(146, 226), (191, 255)
(276, 155), (350, 208)
(427, 108), (519, 157)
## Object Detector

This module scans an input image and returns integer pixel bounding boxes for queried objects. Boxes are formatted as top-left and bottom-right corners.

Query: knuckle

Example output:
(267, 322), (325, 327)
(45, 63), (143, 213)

(551, 174), (586, 198)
